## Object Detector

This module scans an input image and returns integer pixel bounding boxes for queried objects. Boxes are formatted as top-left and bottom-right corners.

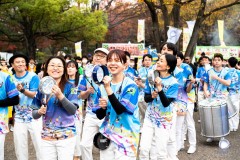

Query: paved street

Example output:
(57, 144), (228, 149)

(4, 112), (240, 160)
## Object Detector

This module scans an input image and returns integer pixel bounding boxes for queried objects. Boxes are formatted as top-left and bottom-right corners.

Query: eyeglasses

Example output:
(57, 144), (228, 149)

(94, 54), (106, 59)
(48, 64), (64, 69)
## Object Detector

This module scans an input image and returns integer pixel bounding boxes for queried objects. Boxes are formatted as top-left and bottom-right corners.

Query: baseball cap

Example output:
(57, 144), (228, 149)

(94, 48), (109, 55)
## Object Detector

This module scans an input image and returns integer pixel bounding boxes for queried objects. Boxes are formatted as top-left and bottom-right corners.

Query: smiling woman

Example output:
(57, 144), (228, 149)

(95, 49), (140, 160)
(31, 56), (79, 160)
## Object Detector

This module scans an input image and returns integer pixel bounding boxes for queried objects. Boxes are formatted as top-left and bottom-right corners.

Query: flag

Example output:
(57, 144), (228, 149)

(218, 20), (225, 46)
(186, 20), (196, 37)
(137, 19), (145, 42)
(182, 28), (191, 53)
(167, 26), (182, 44)
(75, 41), (83, 57)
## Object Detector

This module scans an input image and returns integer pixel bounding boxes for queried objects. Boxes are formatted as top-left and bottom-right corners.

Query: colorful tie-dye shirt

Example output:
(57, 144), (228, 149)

(79, 76), (103, 117)
(0, 72), (19, 134)
(99, 77), (140, 157)
(196, 67), (206, 91)
(12, 71), (40, 123)
(144, 75), (178, 129)
(227, 68), (239, 95)
(69, 78), (83, 120)
(203, 68), (231, 98)
(138, 66), (152, 102)
(124, 66), (138, 81)
(180, 63), (195, 103)
(31, 81), (78, 140)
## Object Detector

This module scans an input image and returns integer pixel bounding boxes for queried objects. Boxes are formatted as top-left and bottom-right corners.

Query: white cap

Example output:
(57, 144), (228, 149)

(94, 48), (109, 55)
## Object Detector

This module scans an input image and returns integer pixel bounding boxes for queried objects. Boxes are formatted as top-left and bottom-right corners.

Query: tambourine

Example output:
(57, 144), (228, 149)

(93, 132), (111, 150)
(39, 76), (56, 95)
(84, 64), (94, 78)
(92, 65), (109, 84)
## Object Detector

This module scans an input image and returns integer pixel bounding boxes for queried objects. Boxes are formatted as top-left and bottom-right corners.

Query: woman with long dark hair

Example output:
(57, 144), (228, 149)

(66, 60), (83, 160)
(32, 56), (78, 160)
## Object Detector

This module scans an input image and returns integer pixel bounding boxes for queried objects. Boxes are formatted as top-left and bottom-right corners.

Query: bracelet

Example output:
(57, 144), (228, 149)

(20, 88), (25, 93)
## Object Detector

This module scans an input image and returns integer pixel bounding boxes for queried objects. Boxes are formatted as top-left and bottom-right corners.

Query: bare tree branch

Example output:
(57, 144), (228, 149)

(203, 0), (240, 19)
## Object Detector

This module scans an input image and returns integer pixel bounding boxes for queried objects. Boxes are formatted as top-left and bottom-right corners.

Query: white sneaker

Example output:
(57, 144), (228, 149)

(206, 138), (213, 143)
(187, 146), (196, 154)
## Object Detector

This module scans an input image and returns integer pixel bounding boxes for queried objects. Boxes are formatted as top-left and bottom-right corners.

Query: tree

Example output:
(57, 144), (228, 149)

(143, 0), (240, 58)
(0, 0), (108, 58)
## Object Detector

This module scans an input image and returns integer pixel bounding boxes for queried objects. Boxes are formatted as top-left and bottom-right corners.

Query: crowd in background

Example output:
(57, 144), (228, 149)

(0, 42), (240, 160)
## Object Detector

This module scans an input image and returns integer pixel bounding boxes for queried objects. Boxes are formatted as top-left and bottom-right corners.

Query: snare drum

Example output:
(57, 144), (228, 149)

(198, 98), (229, 138)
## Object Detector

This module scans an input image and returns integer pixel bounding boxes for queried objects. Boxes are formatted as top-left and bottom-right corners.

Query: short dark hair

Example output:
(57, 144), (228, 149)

(164, 54), (177, 74)
(64, 55), (72, 60)
(74, 56), (82, 61)
(160, 42), (178, 56)
(213, 53), (223, 61)
(124, 51), (131, 58)
(228, 57), (238, 68)
(176, 52), (184, 60)
(142, 54), (152, 62)
(107, 49), (127, 64)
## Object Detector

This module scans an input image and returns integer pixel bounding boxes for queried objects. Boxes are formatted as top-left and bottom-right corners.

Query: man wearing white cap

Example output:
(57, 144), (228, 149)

(79, 48), (109, 160)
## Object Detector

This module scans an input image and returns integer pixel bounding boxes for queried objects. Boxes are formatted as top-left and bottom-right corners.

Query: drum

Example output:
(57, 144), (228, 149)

(198, 98), (229, 138)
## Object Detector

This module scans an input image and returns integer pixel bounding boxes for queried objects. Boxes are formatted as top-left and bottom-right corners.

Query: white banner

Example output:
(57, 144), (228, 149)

(218, 20), (225, 46)
(183, 28), (191, 54)
(75, 41), (83, 57)
(186, 20), (196, 37)
(137, 19), (145, 42)
(167, 26), (182, 44)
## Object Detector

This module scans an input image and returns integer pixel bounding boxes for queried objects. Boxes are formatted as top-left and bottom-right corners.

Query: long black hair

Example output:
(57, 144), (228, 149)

(43, 56), (68, 92)
(66, 60), (80, 86)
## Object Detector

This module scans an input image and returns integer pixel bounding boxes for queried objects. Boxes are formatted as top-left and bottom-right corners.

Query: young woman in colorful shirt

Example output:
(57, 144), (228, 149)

(32, 56), (78, 160)
(139, 54), (178, 160)
(96, 49), (140, 160)
(66, 60), (83, 160)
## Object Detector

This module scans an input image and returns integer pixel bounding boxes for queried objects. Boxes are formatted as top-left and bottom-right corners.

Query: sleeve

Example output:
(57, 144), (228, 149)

(203, 71), (209, 83)
(165, 83), (179, 99)
(158, 90), (175, 107)
(30, 91), (42, 110)
(224, 72), (231, 81)
(29, 75), (40, 91)
(144, 79), (151, 94)
(66, 83), (79, 108)
(79, 76), (87, 91)
(196, 68), (200, 79)
(5, 75), (19, 98)
(117, 83), (139, 115)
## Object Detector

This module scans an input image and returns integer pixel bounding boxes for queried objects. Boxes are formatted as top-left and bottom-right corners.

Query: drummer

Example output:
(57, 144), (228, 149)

(227, 57), (239, 132)
(79, 48), (109, 160)
(203, 53), (231, 142)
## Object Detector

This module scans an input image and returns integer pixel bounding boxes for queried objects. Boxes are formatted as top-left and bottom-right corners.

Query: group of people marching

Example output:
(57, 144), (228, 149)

(0, 42), (240, 160)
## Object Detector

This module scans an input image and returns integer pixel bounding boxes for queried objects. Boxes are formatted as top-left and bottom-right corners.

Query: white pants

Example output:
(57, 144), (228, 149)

(41, 136), (76, 160)
(0, 134), (6, 160)
(80, 114), (103, 160)
(228, 94), (240, 130)
(14, 119), (42, 160)
(139, 118), (178, 160)
(100, 141), (136, 160)
(176, 116), (185, 151)
(184, 103), (196, 147)
(197, 91), (205, 102)
(74, 117), (82, 156)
